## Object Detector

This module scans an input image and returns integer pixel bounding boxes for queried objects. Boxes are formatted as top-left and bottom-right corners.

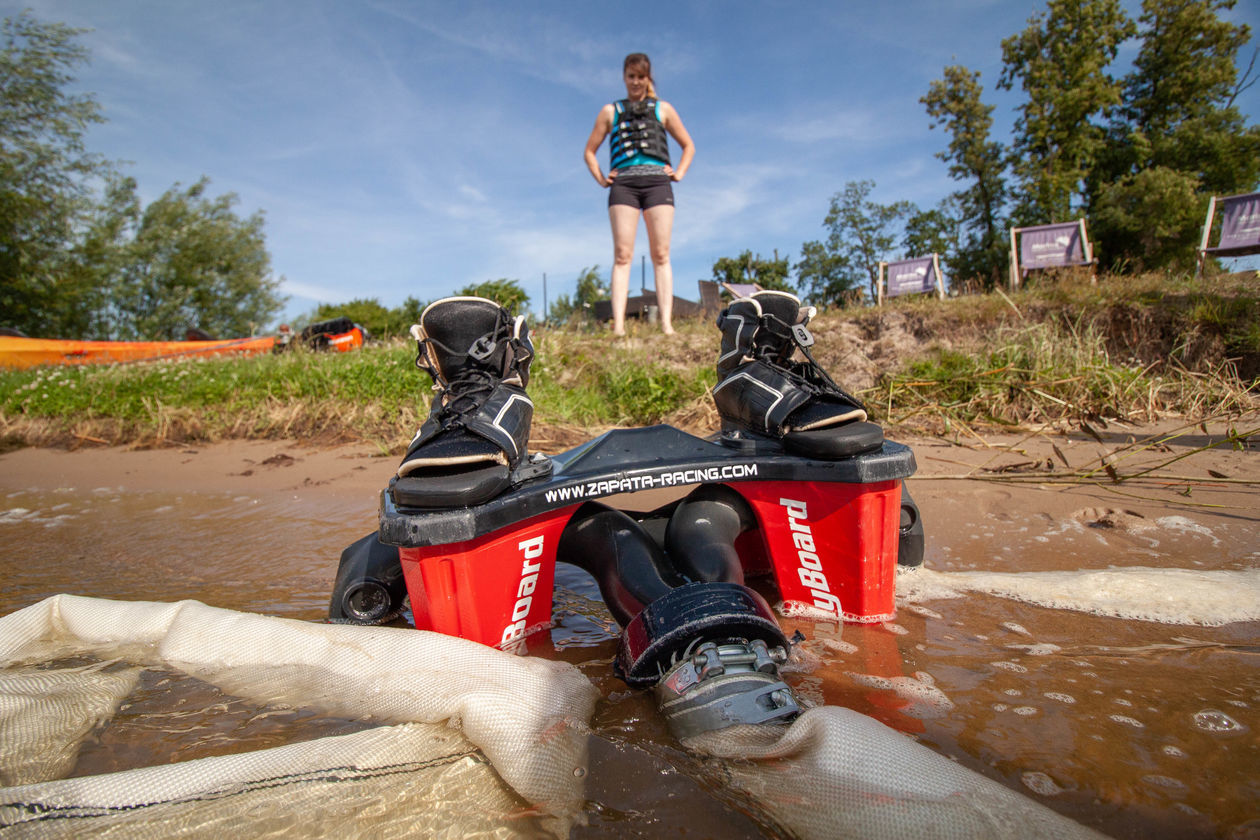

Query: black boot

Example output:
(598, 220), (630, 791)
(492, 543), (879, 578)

(712, 290), (883, 459)
(392, 297), (534, 508)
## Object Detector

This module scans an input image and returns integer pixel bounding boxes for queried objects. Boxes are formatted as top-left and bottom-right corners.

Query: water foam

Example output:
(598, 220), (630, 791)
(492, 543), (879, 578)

(897, 566), (1260, 626)
(778, 600), (895, 625)
(904, 604), (942, 620)
(845, 672), (956, 719)
(1155, 516), (1221, 546)
(819, 637), (858, 655)
(1021, 771), (1064, 796)
(0, 507), (77, 527)
(1192, 709), (1247, 734)
(1109, 714), (1145, 728)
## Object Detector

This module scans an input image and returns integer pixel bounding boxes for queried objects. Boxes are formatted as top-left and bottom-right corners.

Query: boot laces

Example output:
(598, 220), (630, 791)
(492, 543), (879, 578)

(436, 368), (499, 429)
(413, 309), (522, 432)
(755, 313), (867, 410)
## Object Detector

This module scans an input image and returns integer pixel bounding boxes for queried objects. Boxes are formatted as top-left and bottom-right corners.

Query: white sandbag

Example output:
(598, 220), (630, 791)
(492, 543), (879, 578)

(1, 723), (531, 839)
(0, 664), (141, 787)
(688, 707), (1107, 840)
(1, 594), (1110, 839)
(0, 595), (598, 836)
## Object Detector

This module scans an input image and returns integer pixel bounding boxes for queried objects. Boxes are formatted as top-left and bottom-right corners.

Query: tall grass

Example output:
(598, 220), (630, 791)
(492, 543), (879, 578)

(872, 314), (1255, 435)
(2, 271), (1256, 450)
(0, 343), (425, 448)
(529, 329), (715, 428)
(0, 336), (718, 450)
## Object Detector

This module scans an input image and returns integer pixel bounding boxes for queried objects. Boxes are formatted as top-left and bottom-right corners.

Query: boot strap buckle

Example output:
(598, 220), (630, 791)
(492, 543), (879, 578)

(791, 324), (815, 348)
(468, 334), (497, 361)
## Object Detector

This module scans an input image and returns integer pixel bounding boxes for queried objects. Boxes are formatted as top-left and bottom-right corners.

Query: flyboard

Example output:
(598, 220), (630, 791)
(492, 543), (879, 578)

(1, 293), (1128, 840)
(329, 290), (926, 738)
(330, 422), (923, 738)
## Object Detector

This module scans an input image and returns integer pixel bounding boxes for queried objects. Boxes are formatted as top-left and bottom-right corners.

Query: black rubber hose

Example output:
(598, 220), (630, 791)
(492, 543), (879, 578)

(328, 532), (408, 624)
(556, 502), (680, 627)
(663, 484), (756, 585)
(898, 481), (925, 567)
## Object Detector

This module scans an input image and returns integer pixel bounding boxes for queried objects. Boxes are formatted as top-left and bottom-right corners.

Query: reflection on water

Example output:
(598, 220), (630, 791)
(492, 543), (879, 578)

(73, 664), (376, 776)
(1, 485), (1257, 839)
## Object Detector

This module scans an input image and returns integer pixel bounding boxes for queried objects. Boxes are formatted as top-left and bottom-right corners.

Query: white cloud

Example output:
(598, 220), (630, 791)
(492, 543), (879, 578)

(764, 109), (883, 145)
(279, 278), (350, 305)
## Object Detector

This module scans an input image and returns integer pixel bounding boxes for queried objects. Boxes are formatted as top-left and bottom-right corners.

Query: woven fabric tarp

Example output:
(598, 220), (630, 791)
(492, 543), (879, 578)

(2, 724), (531, 839)
(0, 595), (1104, 839)
(688, 708), (1107, 840)
(0, 595), (597, 837)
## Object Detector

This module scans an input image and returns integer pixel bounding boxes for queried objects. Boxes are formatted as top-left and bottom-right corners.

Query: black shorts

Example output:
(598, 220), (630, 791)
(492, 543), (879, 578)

(608, 174), (674, 210)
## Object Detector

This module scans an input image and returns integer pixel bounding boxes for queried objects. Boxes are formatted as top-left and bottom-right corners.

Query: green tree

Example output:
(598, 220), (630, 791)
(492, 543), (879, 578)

(110, 178), (284, 339)
(312, 297), (399, 339)
(710, 250), (793, 294)
(1091, 0), (1259, 269)
(549, 265), (607, 322)
(999, 0), (1136, 223)
(455, 278), (529, 315)
(811, 180), (913, 303)
(394, 295), (426, 330)
(574, 265), (608, 306)
(793, 239), (855, 307)
(902, 198), (961, 261)
(1122, 0), (1253, 139)
(0, 12), (111, 336)
(547, 292), (576, 324)
(1092, 167), (1206, 271)
(59, 174), (140, 338)
(921, 65), (1009, 288)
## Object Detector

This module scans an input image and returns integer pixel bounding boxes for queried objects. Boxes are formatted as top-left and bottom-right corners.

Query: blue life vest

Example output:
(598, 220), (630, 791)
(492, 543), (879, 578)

(609, 98), (671, 170)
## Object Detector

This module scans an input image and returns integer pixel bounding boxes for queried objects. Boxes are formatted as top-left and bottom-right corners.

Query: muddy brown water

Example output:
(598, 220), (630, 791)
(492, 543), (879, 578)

(1, 478), (1257, 839)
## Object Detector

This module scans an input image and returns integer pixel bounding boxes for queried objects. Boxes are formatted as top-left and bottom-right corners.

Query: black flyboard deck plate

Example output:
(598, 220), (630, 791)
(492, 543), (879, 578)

(380, 424), (916, 548)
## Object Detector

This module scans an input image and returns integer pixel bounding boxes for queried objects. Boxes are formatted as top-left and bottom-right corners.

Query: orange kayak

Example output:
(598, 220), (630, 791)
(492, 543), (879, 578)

(0, 335), (277, 370)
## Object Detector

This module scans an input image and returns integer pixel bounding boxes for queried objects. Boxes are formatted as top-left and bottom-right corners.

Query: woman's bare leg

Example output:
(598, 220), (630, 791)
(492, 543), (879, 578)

(608, 204), (641, 335)
(643, 204), (676, 333)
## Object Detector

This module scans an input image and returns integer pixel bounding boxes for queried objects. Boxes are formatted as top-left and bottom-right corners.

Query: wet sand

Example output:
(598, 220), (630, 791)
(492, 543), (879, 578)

(5, 420), (1255, 524)
(1, 419), (1257, 838)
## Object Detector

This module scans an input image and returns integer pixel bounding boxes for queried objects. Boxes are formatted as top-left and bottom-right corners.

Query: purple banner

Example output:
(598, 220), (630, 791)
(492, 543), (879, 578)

(885, 256), (938, 297)
(1018, 222), (1087, 269)
(1216, 193), (1260, 251)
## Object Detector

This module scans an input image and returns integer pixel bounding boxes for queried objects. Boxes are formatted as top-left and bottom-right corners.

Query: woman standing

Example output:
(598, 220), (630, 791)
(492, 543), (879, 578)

(584, 53), (695, 336)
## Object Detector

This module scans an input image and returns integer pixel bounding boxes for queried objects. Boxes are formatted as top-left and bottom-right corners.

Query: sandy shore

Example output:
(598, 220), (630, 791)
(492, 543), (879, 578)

(3, 419), (1255, 537)
(2, 418), (1256, 839)
(0, 438), (392, 500)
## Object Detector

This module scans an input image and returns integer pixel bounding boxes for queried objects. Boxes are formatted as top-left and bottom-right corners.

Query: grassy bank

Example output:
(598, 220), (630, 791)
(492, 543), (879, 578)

(2, 271), (1256, 452)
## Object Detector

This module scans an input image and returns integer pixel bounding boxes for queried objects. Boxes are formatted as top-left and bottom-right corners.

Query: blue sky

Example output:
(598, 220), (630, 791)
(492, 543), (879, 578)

(9, 0), (1260, 325)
